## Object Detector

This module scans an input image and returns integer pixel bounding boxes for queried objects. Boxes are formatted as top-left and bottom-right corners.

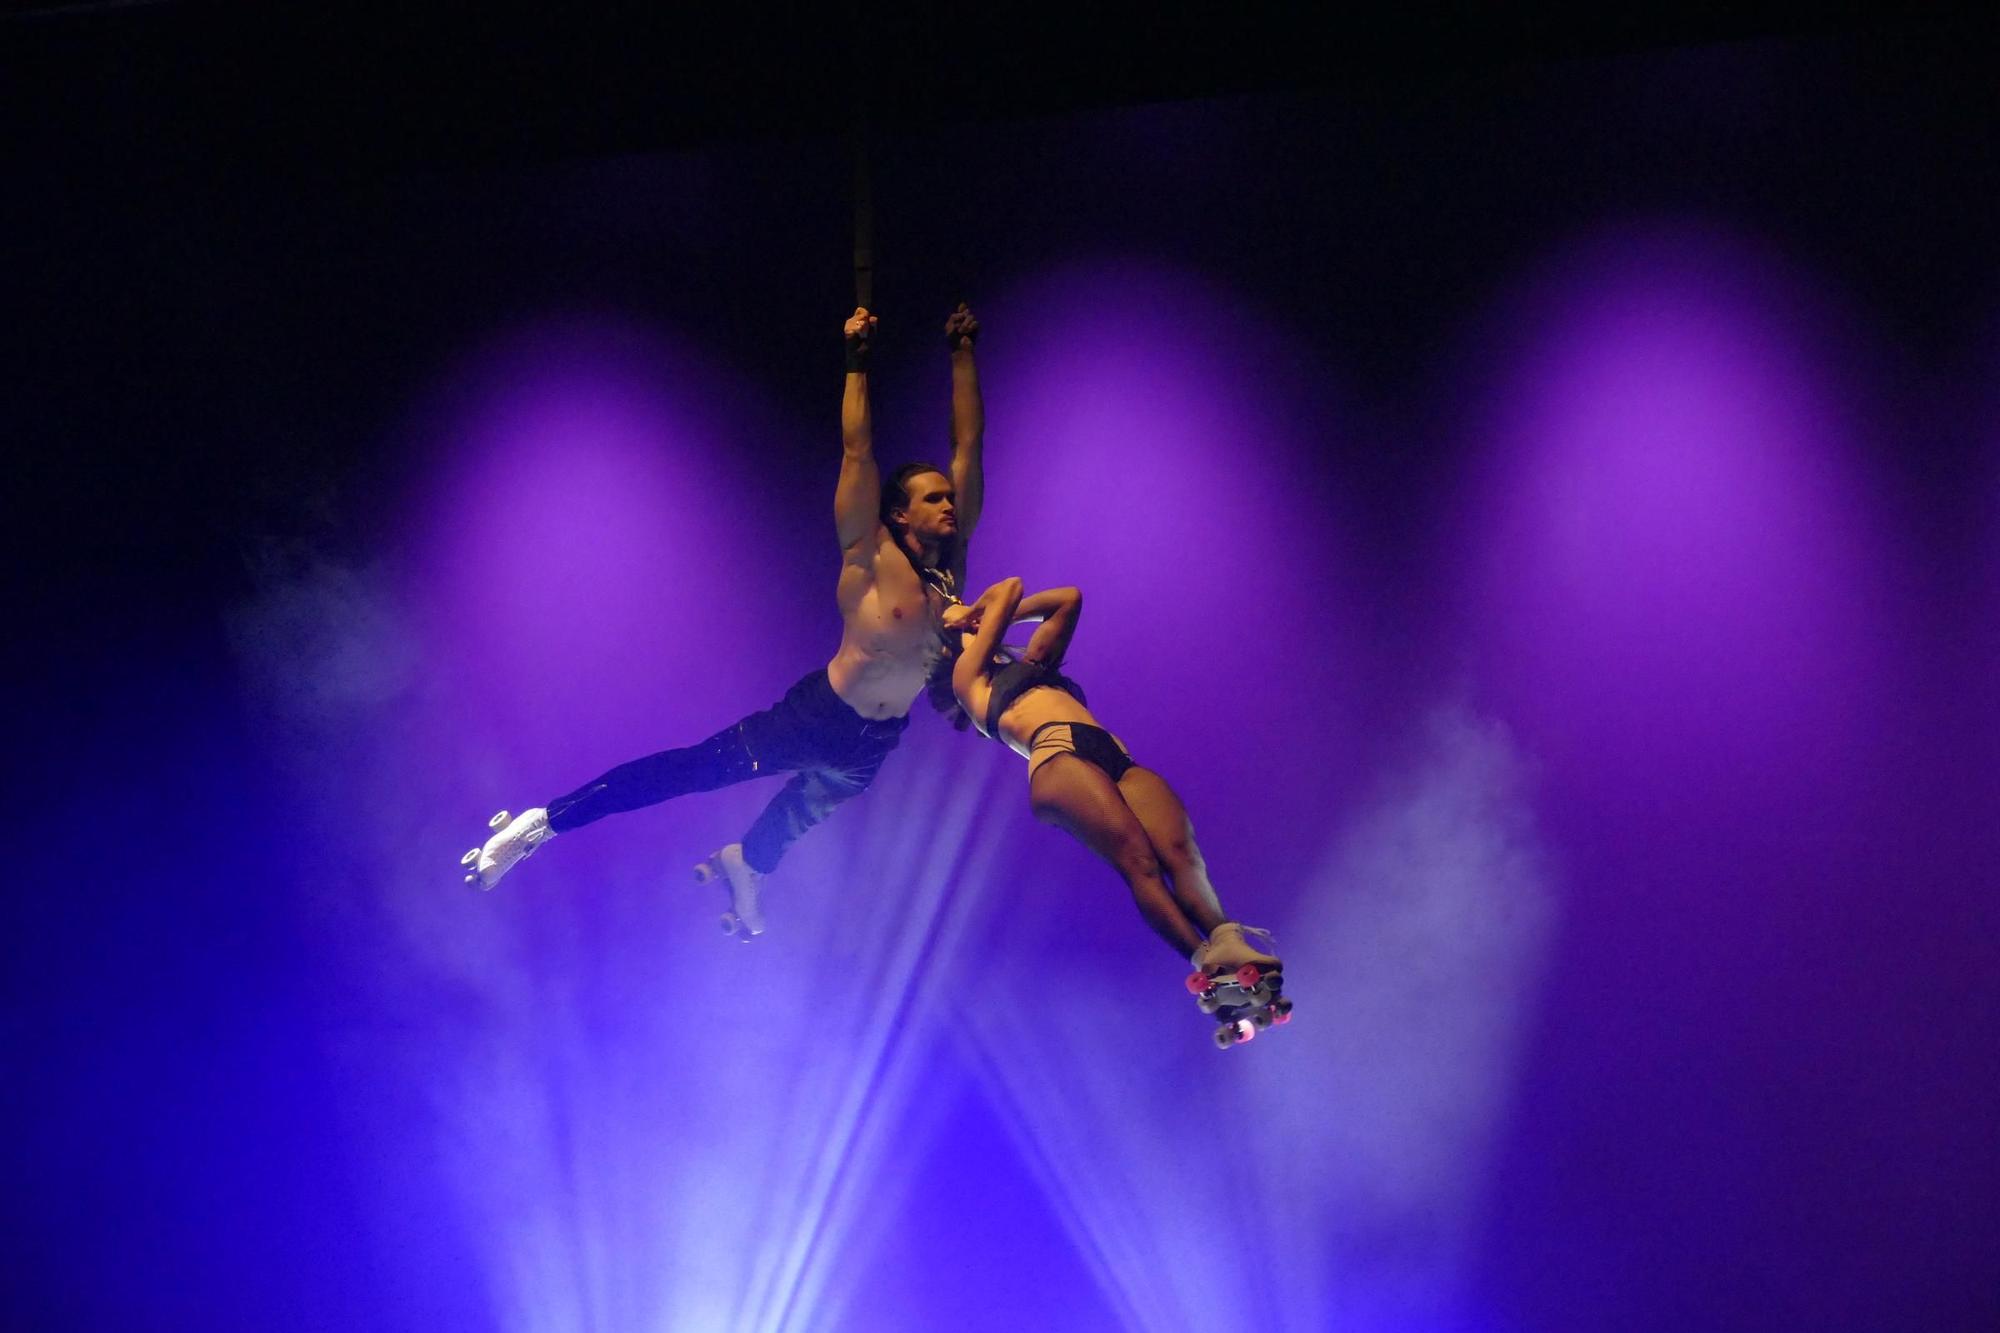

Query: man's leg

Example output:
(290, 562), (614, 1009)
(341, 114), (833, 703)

(739, 751), (889, 874)
(466, 674), (829, 891)
(546, 720), (760, 832)
(701, 731), (895, 938)
(546, 672), (834, 833)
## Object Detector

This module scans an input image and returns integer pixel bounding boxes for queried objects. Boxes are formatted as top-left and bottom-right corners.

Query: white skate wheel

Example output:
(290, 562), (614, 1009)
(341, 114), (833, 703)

(489, 810), (510, 829)
(461, 848), (479, 866)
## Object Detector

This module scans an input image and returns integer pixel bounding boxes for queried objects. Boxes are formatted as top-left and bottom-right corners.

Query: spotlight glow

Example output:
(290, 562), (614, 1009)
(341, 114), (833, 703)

(1451, 222), (1895, 815)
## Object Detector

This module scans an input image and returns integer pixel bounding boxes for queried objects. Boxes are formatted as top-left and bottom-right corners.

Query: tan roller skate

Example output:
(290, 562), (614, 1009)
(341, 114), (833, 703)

(1185, 922), (1292, 1050)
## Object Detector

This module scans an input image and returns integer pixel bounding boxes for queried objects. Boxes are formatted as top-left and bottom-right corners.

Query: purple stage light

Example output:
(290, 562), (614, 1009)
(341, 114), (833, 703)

(38, 31), (2000, 1327)
(880, 258), (1556, 1331)
(972, 257), (1363, 842)
(362, 310), (1141, 1333)
(238, 227), (1941, 1333)
(1431, 221), (1963, 1328)
(1448, 221), (1897, 820)
(398, 314), (782, 771)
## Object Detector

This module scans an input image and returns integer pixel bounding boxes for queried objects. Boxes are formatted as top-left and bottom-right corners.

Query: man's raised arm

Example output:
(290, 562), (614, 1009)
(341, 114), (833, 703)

(945, 303), (984, 565)
(835, 307), (881, 552)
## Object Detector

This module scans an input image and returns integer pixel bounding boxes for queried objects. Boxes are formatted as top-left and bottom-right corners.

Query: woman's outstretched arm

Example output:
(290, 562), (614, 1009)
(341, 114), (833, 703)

(1018, 586), (1081, 667)
(953, 577), (1024, 699)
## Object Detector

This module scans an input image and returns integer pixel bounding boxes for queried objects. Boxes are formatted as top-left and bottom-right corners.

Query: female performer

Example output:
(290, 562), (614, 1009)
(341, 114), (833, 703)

(934, 577), (1284, 990)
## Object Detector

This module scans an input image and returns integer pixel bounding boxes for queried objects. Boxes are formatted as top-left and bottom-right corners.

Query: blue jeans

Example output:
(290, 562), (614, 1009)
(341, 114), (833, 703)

(545, 669), (909, 873)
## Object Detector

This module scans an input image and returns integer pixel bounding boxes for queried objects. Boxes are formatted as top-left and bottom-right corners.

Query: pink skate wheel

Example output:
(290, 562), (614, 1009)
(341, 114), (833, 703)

(1234, 964), (1262, 990)
(1271, 1006), (1293, 1025)
(1185, 971), (1212, 995)
(1234, 1019), (1256, 1044)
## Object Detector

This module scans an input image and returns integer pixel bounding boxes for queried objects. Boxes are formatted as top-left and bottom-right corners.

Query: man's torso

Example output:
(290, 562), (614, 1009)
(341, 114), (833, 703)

(828, 524), (951, 719)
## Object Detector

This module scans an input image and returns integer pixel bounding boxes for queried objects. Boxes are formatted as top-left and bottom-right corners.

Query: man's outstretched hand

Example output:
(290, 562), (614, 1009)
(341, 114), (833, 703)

(845, 306), (878, 371)
(944, 302), (979, 352)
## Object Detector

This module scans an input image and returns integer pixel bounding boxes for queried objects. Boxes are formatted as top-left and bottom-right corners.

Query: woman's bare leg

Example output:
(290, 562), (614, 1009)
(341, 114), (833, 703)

(1029, 755), (1205, 960)
(1116, 766), (1227, 937)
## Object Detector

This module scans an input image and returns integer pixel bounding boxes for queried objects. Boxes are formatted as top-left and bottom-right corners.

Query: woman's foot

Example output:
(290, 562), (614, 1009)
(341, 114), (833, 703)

(1191, 921), (1281, 975)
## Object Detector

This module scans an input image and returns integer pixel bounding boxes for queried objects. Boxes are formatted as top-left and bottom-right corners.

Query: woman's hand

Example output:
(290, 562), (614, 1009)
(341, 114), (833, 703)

(941, 602), (981, 633)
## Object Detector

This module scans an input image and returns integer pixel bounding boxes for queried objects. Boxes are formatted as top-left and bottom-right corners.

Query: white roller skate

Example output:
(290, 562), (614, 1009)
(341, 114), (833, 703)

(460, 807), (555, 890)
(692, 843), (765, 941)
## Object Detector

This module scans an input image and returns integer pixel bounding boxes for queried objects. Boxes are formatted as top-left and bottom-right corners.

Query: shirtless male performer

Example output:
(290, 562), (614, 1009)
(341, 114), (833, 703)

(459, 303), (985, 936)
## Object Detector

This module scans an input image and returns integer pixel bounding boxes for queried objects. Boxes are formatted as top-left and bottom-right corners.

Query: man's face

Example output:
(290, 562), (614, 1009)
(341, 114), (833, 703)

(897, 471), (957, 543)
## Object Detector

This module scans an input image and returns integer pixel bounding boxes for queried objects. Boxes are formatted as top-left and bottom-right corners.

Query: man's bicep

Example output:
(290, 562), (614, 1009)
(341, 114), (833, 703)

(951, 453), (985, 537)
(835, 450), (881, 549)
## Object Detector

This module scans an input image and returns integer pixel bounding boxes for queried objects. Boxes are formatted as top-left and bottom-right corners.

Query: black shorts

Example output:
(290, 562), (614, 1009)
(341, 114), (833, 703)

(1024, 720), (1134, 782)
